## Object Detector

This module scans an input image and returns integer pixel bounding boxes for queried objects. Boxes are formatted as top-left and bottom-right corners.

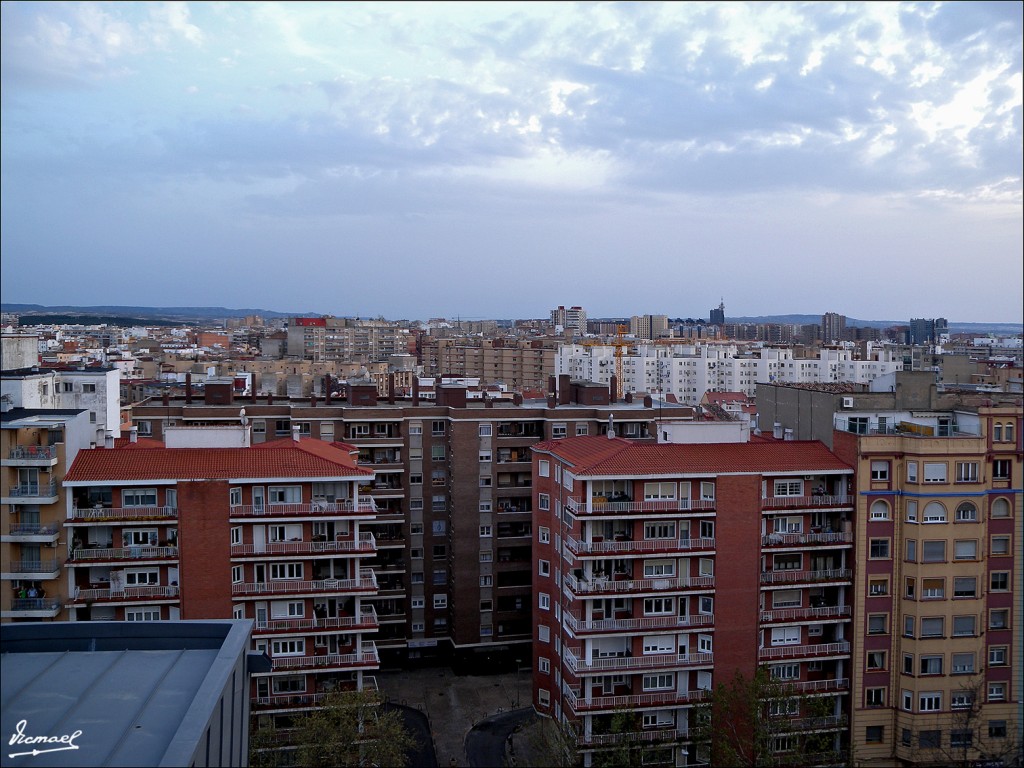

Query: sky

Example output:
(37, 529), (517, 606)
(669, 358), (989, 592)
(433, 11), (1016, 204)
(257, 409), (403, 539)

(1, 2), (1022, 324)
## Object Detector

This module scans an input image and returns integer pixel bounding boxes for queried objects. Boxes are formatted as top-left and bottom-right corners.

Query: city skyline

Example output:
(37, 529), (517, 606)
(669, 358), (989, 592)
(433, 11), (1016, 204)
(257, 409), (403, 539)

(2, 2), (1022, 323)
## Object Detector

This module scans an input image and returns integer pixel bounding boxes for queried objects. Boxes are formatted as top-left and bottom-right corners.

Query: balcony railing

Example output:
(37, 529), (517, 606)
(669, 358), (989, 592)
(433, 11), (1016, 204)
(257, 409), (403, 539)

(254, 608), (378, 634)
(760, 569), (852, 585)
(70, 505), (177, 522)
(231, 533), (376, 557)
(761, 495), (851, 510)
(232, 571), (377, 596)
(760, 605), (851, 623)
(580, 727), (691, 746)
(5, 559), (60, 574)
(761, 532), (853, 547)
(783, 678), (849, 695)
(566, 497), (716, 516)
(69, 546), (179, 562)
(566, 536), (715, 556)
(7, 446), (58, 461)
(758, 641), (850, 660)
(564, 686), (709, 713)
(70, 585), (180, 602)
(229, 501), (376, 518)
(251, 692), (335, 711)
(5, 481), (58, 498)
(4, 597), (63, 615)
(564, 647), (713, 674)
(6, 523), (60, 537)
(564, 572), (714, 595)
(791, 714), (848, 730)
(564, 612), (713, 635)
(268, 645), (379, 672)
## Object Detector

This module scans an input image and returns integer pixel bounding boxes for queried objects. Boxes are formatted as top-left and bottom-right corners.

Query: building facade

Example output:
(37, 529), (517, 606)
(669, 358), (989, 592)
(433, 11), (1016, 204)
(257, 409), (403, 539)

(531, 435), (856, 767)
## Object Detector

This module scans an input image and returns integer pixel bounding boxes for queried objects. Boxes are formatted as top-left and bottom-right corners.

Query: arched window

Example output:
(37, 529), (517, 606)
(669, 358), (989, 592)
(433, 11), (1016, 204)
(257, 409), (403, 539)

(993, 423), (1003, 441)
(870, 500), (890, 521)
(955, 502), (978, 522)
(1005, 423), (1015, 443)
(991, 498), (1010, 518)
(923, 502), (947, 523)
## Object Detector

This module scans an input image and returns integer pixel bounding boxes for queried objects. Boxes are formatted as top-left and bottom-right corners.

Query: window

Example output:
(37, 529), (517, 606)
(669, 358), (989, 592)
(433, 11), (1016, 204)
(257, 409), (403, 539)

(921, 578), (945, 600)
(904, 615), (914, 637)
(644, 482), (677, 501)
(991, 571), (1009, 591)
(433, 567), (447, 583)
(479, 551), (491, 563)
(432, 520), (447, 536)
(125, 608), (160, 621)
(989, 646), (1007, 666)
(479, 575), (492, 587)
(478, 451), (492, 463)
(866, 726), (884, 744)
(123, 488), (158, 507)
(770, 664), (799, 680)
(270, 563), (302, 580)
(271, 639), (304, 656)
(870, 539), (890, 559)
(538, 527), (550, 544)
(642, 674), (674, 691)
(922, 540), (946, 562)
(905, 538), (917, 561)
(951, 692), (975, 710)
(955, 462), (979, 483)
(538, 625), (550, 643)
(870, 461), (890, 481)
(551, 423), (567, 438)
(868, 615), (887, 634)
(432, 495), (446, 512)
(699, 596), (714, 615)
(954, 540), (977, 560)
(923, 502), (947, 523)
(644, 522), (676, 539)
(952, 652), (975, 674)
(919, 656), (942, 675)
(923, 462), (947, 483)
(774, 479), (803, 496)
(478, 501), (491, 513)
(431, 445), (445, 462)
(905, 499), (918, 523)
(989, 683), (1006, 701)
(644, 598), (673, 615)
(991, 497), (1010, 517)
(867, 651), (886, 670)
(644, 560), (675, 577)
(538, 460), (549, 477)
(410, 548), (424, 559)
(952, 615), (975, 637)
(231, 565), (243, 583)
(990, 609), (1009, 629)
(905, 577), (916, 599)
(538, 493), (550, 511)
(919, 691), (942, 711)
(870, 500), (890, 520)
(991, 536), (1010, 556)
(989, 721), (1007, 739)
(918, 730), (941, 748)
(906, 461), (918, 482)
(920, 617), (944, 637)
(229, 487), (242, 506)
(433, 594), (447, 609)
(772, 590), (800, 608)
(848, 417), (868, 434)
(538, 560), (550, 577)
(478, 424), (492, 437)
(866, 688), (885, 707)
(125, 568), (159, 586)
(950, 730), (972, 749)
(953, 577), (977, 598)
(868, 578), (889, 596)
(700, 482), (715, 501)
(478, 475), (491, 487)
(955, 502), (978, 522)
(431, 420), (445, 435)
(576, 424), (589, 436)
(902, 688), (913, 709)
(993, 459), (1011, 479)
(268, 486), (301, 504)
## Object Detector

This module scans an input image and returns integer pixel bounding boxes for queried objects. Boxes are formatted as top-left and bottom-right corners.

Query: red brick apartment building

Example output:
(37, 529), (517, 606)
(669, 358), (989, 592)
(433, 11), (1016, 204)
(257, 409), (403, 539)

(62, 432), (381, 725)
(531, 435), (856, 767)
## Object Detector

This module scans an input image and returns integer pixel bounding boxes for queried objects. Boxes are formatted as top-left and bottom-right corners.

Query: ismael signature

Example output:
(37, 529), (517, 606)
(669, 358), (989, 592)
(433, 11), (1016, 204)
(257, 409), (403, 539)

(8, 720), (82, 758)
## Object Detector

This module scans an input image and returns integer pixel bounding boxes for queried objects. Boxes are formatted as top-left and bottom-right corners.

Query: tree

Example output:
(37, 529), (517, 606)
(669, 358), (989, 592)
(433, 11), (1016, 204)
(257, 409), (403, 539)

(921, 676), (1023, 768)
(691, 668), (845, 767)
(294, 689), (415, 768)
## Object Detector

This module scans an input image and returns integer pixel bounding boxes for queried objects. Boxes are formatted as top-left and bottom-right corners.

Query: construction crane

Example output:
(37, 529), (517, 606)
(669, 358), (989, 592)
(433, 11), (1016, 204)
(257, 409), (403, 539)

(613, 324), (629, 400)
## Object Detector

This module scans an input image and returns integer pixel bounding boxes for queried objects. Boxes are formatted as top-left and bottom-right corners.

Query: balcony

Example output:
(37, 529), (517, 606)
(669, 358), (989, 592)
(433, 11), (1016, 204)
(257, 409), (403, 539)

(564, 686), (709, 714)
(761, 532), (852, 548)
(566, 536), (715, 557)
(758, 641), (851, 661)
(232, 570), (377, 597)
(565, 497), (716, 517)
(783, 678), (849, 695)
(265, 644), (379, 673)
(760, 605), (851, 624)
(69, 505), (177, 523)
(251, 676), (379, 713)
(2, 523), (60, 543)
(760, 569), (852, 586)
(761, 494), (852, 511)
(254, 607), (379, 635)
(68, 585), (180, 604)
(564, 646), (713, 674)
(579, 728), (690, 747)
(564, 572), (713, 596)
(3, 446), (58, 466)
(2, 481), (59, 505)
(2, 559), (61, 580)
(68, 546), (179, 564)
(228, 501), (376, 520)
(1, 596), (63, 618)
(231, 533), (376, 558)
(564, 612), (713, 636)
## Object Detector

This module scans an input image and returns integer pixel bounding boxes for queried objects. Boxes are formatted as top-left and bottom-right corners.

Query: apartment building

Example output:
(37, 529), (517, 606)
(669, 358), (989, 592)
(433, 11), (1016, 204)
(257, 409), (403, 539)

(61, 428), (381, 725)
(558, 343), (903, 404)
(552, 306), (588, 336)
(531, 435), (856, 767)
(286, 317), (413, 363)
(130, 379), (692, 668)
(420, 336), (556, 392)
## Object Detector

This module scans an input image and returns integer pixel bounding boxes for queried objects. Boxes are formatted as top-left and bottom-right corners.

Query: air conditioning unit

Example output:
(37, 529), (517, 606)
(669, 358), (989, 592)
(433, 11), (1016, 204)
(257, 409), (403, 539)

(841, 397), (854, 408)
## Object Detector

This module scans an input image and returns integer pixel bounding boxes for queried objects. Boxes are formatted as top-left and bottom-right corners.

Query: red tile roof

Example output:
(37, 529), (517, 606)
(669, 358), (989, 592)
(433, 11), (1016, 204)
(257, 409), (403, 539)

(532, 436), (850, 476)
(65, 438), (373, 483)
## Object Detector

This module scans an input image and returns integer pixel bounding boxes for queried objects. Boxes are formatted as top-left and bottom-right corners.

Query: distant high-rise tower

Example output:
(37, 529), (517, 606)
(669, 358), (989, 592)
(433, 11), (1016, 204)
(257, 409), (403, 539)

(909, 317), (947, 344)
(821, 312), (846, 343)
(710, 300), (725, 325)
(550, 305), (587, 335)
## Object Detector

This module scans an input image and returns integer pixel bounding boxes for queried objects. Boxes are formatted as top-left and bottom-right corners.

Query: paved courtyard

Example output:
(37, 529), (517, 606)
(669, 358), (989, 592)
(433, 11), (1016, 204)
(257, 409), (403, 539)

(377, 666), (532, 767)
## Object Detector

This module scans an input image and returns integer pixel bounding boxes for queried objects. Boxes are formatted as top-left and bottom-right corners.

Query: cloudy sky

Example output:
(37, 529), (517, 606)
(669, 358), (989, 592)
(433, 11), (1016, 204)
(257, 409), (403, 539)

(2, 2), (1021, 323)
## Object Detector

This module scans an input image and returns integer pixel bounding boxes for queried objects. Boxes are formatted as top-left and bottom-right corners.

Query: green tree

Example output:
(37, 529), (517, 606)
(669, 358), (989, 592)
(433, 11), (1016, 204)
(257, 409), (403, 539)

(294, 689), (415, 768)
(691, 668), (844, 767)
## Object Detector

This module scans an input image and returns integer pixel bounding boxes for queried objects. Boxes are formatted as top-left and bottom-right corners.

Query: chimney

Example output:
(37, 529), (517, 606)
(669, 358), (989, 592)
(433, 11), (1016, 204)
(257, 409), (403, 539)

(412, 377), (420, 406)
(548, 376), (557, 398)
(625, 392), (633, 404)
(268, 393), (273, 405)
(311, 393), (317, 407)
(292, 424), (301, 442)
(325, 375), (332, 404)
(607, 413), (616, 439)
(185, 372), (192, 404)
(104, 434), (115, 449)
(129, 426), (138, 443)
(643, 395), (653, 408)
(784, 429), (794, 441)
(513, 393), (523, 406)
(773, 422), (783, 440)
(547, 394), (557, 408)
(485, 395), (493, 409)
(162, 391), (170, 406)
(609, 376), (618, 404)
(388, 373), (396, 405)
(558, 374), (571, 405)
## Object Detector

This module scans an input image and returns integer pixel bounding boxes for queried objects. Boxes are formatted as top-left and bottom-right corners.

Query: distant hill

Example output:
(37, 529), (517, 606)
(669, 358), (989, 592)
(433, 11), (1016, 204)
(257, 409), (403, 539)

(1, 304), (300, 323)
